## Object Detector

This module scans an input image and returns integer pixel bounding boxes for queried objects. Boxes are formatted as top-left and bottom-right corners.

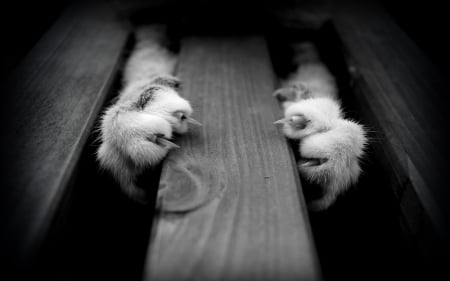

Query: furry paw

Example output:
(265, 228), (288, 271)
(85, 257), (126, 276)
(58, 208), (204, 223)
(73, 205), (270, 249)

(137, 83), (201, 134)
(96, 24), (201, 203)
(120, 81), (201, 134)
(298, 118), (367, 210)
(274, 97), (342, 139)
(97, 107), (177, 202)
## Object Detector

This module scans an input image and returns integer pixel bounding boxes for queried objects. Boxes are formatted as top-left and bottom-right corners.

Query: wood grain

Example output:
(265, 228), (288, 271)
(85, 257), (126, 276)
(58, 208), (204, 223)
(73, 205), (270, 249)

(143, 37), (321, 281)
(0, 1), (129, 273)
(329, 0), (450, 275)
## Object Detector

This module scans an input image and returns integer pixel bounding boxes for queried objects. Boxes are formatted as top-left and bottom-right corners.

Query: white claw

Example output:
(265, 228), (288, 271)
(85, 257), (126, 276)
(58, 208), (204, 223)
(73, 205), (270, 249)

(187, 117), (202, 126)
(299, 158), (328, 167)
(157, 137), (180, 149)
(274, 119), (286, 125)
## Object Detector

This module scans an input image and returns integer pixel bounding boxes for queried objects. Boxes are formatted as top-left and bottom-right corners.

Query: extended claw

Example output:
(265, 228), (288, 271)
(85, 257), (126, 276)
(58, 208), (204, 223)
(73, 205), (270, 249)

(186, 117), (202, 126)
(274, 118), (286, 125)
(299, 157), (328, 167)
(147, 134), (180, 149)
(157, 137), (180, 149)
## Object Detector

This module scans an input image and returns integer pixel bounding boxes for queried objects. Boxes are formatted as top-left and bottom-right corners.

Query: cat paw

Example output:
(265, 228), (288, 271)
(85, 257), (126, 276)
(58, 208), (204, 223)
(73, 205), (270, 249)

(274, 97), (341, 139)
(97, 109), (177, 203)
(99, 106), (176, 165)
(129, 83), (201, 134)
(298, 118), (367, 209)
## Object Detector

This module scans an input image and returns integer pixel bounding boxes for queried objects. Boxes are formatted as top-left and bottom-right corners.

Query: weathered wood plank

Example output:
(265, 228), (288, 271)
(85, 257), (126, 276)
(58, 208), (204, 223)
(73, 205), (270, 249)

(332, 0), (450, 240)
(0, 1), (129, 273)
(143, 37), (321, 281)
(329, 0), (450, 276)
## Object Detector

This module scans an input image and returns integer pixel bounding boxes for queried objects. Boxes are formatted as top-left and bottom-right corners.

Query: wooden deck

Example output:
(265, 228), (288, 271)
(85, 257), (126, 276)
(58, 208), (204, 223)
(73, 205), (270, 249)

(0, 1), (129, 276)
(1, 0), (448, 280)
(0, 2), (322, 280)
(326, 1), (450, 278)
(145, 37), (321, 281)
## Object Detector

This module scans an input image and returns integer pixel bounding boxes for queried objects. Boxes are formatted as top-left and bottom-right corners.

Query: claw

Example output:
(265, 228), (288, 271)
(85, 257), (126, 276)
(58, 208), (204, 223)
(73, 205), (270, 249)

(147, 134), (180, 149)
(157, 137), (180, 149)
(186, 117), (202, 126)
(299, 157), (328, 167)
(274, 118), (286, 125)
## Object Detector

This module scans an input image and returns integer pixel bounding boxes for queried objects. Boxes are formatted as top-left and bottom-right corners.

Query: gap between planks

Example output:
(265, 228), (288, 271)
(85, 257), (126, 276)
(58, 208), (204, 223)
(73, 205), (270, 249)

(0, 1), (129, 274)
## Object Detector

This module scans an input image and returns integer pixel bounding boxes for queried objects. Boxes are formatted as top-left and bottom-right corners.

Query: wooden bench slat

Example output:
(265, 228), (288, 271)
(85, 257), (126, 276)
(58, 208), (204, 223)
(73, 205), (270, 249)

(0, 1), (129, 271)
(143, 37), (321, 281)
(330, 0), (450, 270)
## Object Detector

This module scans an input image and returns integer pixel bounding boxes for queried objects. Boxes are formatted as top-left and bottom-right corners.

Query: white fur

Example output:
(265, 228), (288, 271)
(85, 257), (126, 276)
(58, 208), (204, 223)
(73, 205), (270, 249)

(97, 25), (196, 202)
(97, 109), (173, 202)
(274, 41), (368, 210)
(299, 119), (367, 211)
(275, 42), (338, 109)
(123, 25), (177, 86)
(100, 107), (173, 167)
(142, 87), (193, 134)
(283, 63), (338, 100)
(119, 81), (194, 134)
(281, 98), (342, 139)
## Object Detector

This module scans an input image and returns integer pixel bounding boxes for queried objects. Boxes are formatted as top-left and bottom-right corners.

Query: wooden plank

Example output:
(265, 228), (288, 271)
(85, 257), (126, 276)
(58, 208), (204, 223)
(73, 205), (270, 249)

(0, 1), (129, 273)
(143, 37), (321, 281)
(328, 0), (450, 276)
(331, 0), (450, 240)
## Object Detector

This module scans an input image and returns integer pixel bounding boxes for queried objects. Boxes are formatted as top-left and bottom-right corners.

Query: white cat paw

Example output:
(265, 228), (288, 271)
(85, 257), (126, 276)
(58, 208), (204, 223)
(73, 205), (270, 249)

(274, 97), (342, 139)
(298, 119), (367, 210)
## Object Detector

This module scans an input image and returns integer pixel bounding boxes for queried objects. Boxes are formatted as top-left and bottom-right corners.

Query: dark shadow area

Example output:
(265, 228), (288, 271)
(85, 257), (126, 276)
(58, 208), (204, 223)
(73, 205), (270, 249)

(0, 0), (69, 81)
(27, 36), (161, 281)
(35, 132), (159, 281)
(266, 24), (428, 281)
(3, 1), (447, 280)
(380, 0), (450, 77)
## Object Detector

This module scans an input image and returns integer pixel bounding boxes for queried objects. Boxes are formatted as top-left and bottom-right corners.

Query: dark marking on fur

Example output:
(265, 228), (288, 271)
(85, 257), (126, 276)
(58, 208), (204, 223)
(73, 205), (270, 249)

(134, 86), (159, 110)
